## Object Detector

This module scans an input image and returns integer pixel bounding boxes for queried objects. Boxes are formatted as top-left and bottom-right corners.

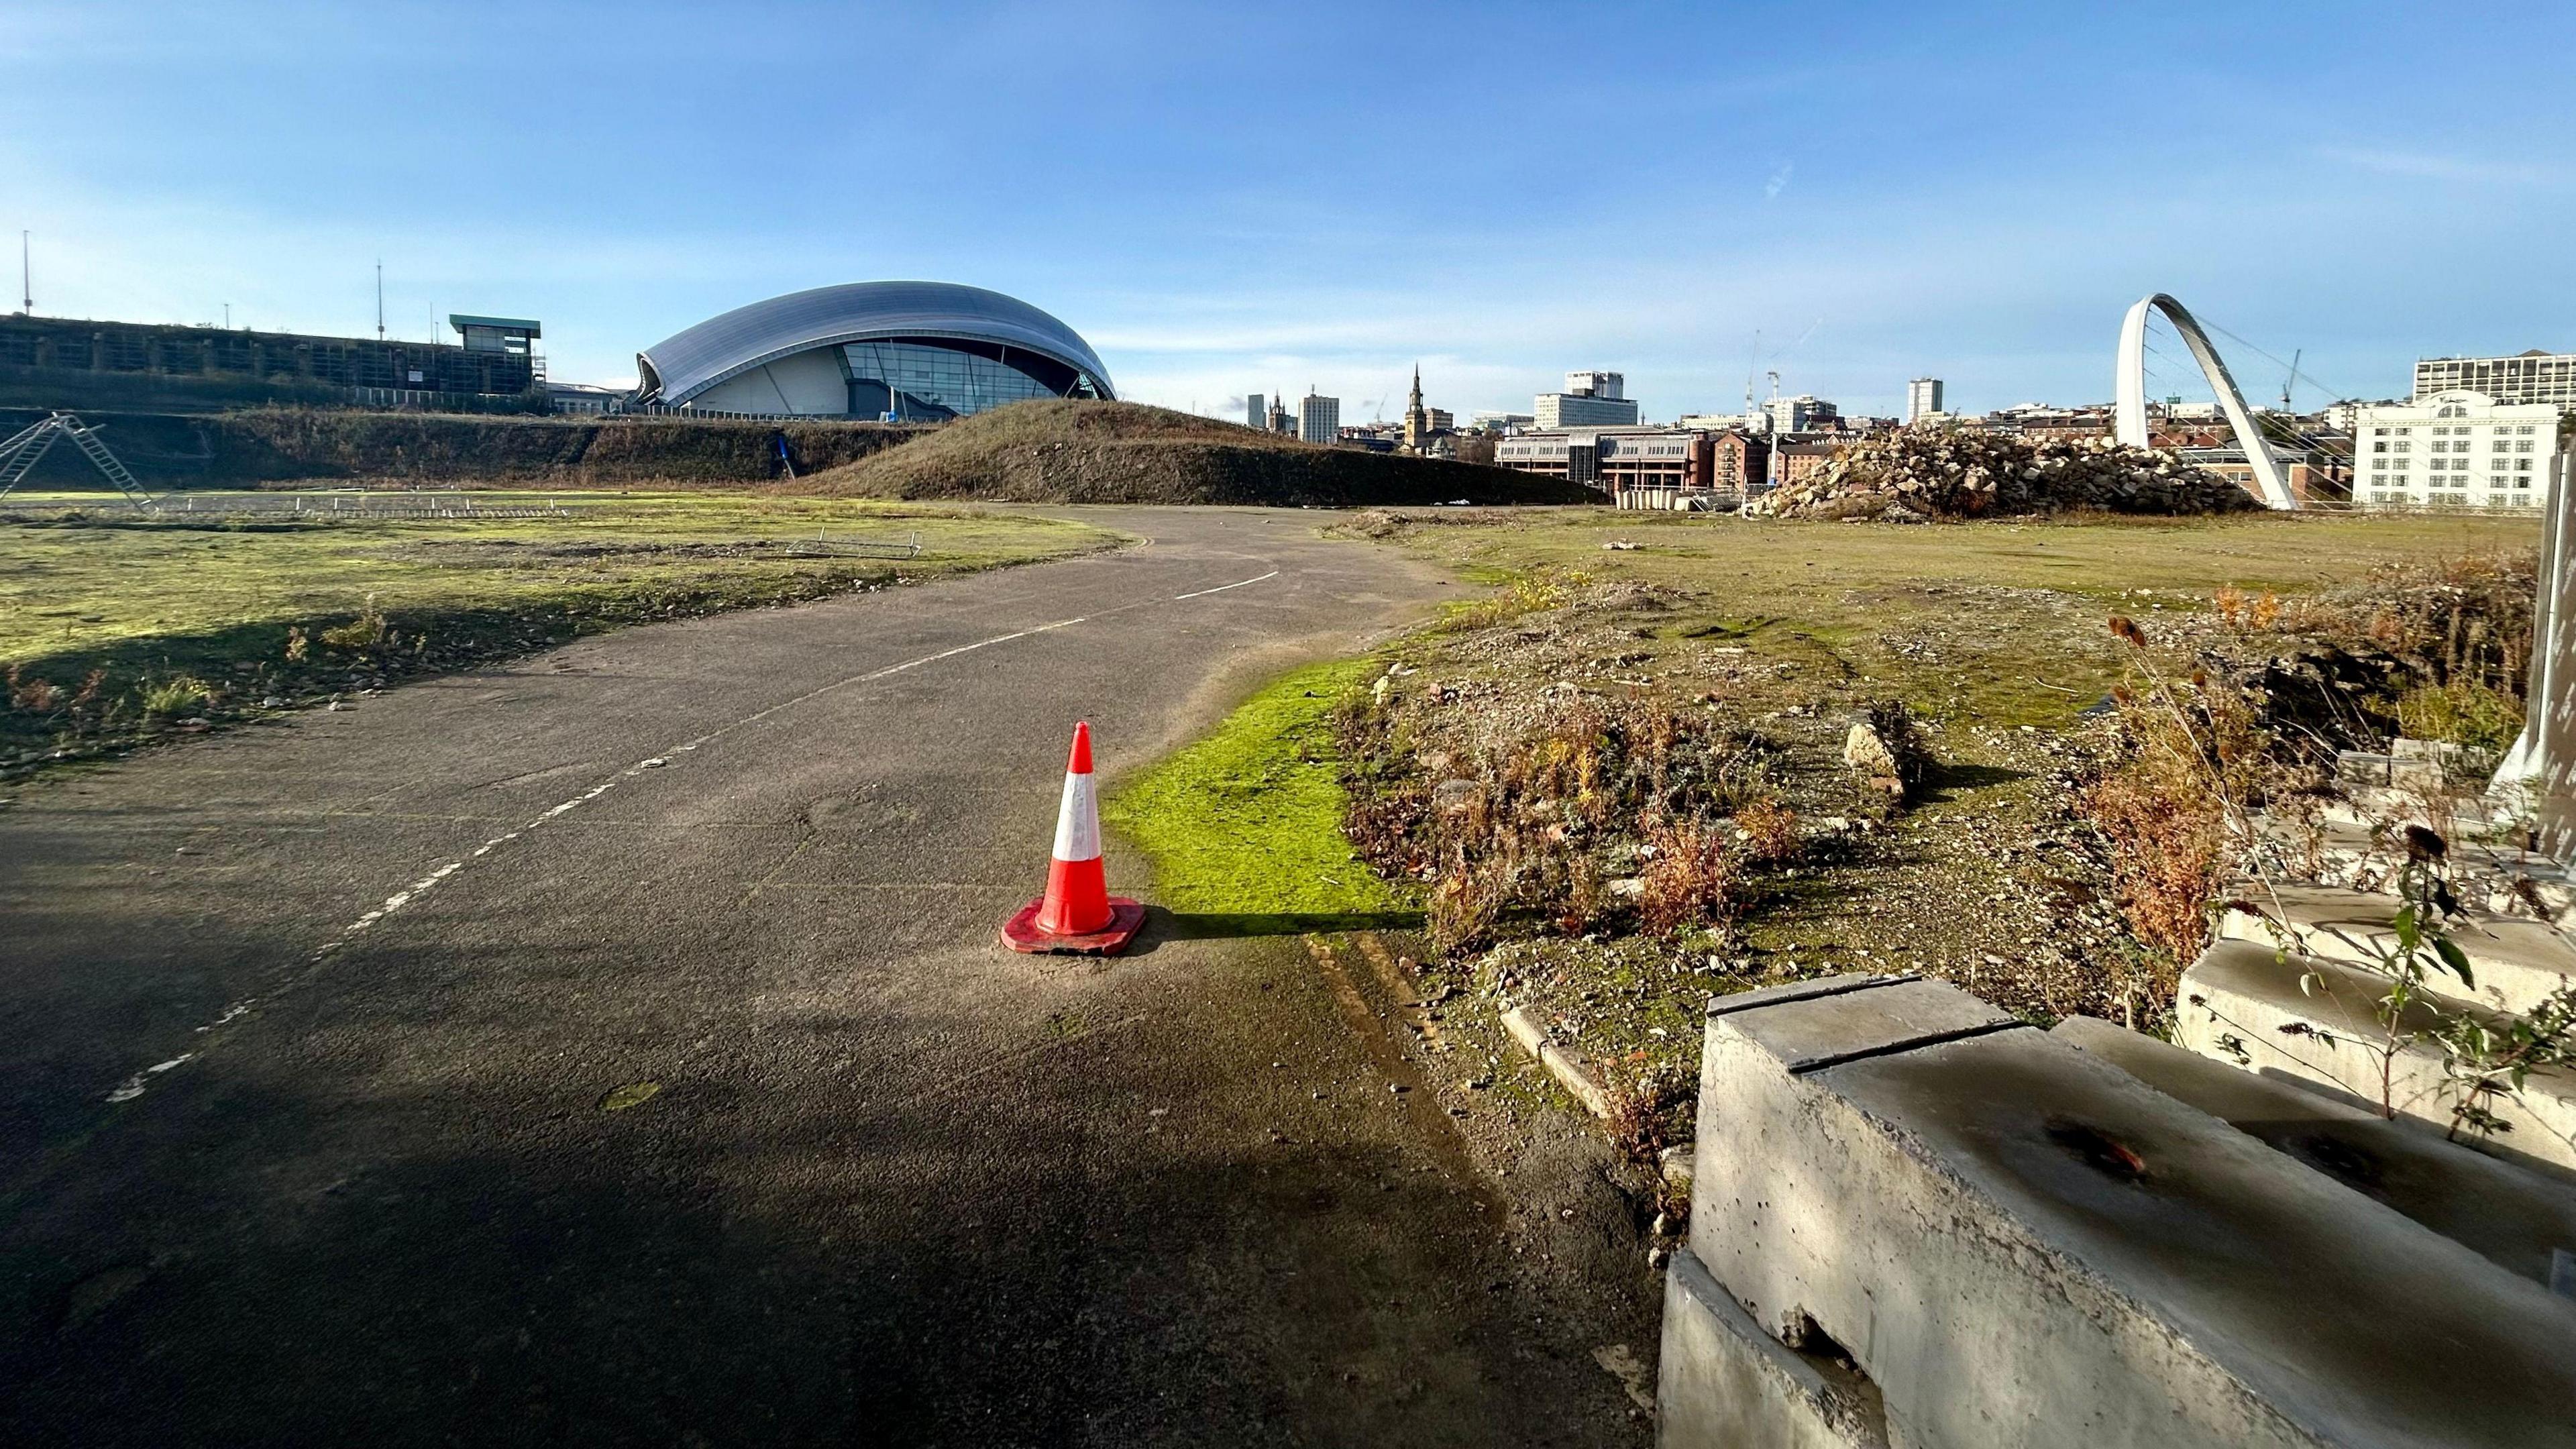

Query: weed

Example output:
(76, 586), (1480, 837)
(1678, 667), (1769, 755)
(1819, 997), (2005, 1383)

(1638, 816), (1739, 935)
(7, 663), (60, 714)
(1603, 1059), (1697, 1169)
(139, 674), (212, 717)
(2395, 680), (2524, 752)
(1733, 796), (1803, 866)
(2080, 653), (2273, 975)
(284, 625), (309, 662)
(318, 594), (388, 651)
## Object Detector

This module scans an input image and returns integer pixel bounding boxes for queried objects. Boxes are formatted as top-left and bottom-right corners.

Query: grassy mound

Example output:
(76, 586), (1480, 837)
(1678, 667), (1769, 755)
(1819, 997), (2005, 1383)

(793, 399), (1592, 506)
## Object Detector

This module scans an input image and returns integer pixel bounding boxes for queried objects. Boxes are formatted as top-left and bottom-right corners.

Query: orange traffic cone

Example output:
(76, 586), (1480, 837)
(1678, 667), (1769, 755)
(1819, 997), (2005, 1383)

(1001, 722), (1146, 955)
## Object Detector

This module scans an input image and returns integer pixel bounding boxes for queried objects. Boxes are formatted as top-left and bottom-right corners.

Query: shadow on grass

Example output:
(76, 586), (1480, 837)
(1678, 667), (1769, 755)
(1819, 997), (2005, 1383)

(1150, 907), (1427, 941)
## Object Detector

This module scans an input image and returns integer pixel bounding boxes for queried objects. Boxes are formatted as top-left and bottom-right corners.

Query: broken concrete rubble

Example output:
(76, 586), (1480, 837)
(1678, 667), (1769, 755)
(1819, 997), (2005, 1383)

(1747, 429), (2259, 521)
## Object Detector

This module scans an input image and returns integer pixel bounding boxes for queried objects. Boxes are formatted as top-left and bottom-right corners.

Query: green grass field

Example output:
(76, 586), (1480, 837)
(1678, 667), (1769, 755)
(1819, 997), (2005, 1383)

(1380, 508), (2541, 727)
(0, 490), (1116, 766)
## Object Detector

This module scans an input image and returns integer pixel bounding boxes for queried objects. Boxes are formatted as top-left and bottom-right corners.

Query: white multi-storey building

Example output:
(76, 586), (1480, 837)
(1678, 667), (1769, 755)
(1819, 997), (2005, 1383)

(2352, 390), (2563, 509)
(1764, 394), (1838, 434)
(1907, 378), (1944, 424)
(2414, 351), (2576, 410)
(1534, 370), (1638, 428)
(1297, 389), (1340, 443)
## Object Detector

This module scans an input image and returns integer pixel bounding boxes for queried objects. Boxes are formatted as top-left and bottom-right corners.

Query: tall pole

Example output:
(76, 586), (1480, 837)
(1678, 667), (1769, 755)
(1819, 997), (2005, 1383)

(375, 260), (384, 341)
(19, 231), (29, 314)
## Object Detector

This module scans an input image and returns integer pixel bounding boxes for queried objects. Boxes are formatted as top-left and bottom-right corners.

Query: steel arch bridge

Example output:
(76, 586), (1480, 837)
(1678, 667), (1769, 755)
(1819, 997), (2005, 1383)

(2113, 293), (2296, 510)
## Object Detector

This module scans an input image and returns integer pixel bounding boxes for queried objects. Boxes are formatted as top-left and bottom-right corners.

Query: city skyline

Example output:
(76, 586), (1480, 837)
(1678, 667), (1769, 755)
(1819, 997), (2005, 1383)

(5, 2), (2573, 421)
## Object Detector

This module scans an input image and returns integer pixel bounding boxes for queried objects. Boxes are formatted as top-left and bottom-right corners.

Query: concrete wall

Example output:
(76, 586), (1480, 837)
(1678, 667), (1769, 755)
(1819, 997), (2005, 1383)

(1660, 973), (2576, 1448)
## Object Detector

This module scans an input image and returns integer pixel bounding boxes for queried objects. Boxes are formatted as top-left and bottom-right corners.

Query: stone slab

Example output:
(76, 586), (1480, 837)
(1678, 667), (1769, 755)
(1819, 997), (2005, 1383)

(2054, 1015), (2576, 1288)
(2176, 939), (2576, 1179)
(1659, 1246), (1886, 1448)
(1691, 983), (2576, 1447)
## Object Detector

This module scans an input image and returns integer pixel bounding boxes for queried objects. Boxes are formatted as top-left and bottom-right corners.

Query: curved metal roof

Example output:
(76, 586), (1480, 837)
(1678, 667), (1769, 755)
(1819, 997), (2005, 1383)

(636, 280), (1114, 406)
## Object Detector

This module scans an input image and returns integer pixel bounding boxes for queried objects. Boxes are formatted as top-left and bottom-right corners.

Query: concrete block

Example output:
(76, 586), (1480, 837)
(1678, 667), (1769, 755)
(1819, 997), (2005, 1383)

(2054, 1015), (2576, 1288)
(1659, 1246), (1887, 1448)
(1704, 973), (2019, 1073)
(2176, 940), (2576, 1179)
(2217, 883), (2576, 1017)
(1691, 973), (2576, 1448)
(2260, 819), (2576, 924)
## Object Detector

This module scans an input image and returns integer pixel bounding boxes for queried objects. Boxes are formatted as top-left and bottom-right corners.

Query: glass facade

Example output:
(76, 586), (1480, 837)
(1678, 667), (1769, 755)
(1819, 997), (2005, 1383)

(841, 339), (1077, 421)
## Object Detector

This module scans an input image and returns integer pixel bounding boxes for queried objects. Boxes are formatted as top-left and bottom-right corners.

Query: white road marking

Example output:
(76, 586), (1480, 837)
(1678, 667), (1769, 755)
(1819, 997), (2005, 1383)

(101, 566), (1281, 1102)
(1173, 570), (1278, 600)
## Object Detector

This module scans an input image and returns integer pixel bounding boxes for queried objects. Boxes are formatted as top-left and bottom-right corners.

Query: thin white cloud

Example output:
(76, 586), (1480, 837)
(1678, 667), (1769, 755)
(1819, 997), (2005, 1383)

(1764, 160), (1794, 200)
(2316, 146), (2562, 187)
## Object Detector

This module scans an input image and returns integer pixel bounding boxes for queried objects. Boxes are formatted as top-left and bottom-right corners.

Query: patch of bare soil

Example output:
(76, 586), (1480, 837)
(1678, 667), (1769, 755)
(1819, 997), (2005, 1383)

(1336, 574), (2156, 1119)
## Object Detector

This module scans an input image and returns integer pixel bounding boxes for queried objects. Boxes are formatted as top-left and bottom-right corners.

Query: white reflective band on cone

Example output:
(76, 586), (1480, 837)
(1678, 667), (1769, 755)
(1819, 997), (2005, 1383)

(1051, 770), (1101, 863)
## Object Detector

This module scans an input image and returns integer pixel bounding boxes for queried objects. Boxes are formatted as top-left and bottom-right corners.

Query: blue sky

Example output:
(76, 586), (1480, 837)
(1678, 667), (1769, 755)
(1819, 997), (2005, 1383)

(7, 1), (2573, 422)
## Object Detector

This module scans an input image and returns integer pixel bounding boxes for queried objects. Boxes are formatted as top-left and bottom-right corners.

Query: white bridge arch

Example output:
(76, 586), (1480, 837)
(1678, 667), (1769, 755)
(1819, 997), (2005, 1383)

(2113, 293), (2297, 510)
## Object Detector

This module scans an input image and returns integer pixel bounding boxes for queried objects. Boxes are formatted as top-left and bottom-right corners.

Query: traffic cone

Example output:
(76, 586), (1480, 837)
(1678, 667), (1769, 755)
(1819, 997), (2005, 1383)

(1001, 722), (1145, 955)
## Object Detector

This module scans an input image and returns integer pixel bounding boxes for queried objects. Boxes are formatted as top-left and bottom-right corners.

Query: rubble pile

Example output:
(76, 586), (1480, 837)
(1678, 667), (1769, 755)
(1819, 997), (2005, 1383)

(1747, 429), (2261, 521)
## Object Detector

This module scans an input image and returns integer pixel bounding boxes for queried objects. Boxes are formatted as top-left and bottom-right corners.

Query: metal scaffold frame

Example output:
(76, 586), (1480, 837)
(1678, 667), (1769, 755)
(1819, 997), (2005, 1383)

(0, 411), (160, 508)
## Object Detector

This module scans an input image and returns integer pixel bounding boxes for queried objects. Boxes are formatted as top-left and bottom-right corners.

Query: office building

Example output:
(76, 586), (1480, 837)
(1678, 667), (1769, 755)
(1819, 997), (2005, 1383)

(2351, 389), (2563, 509)
(1470, 411), (1535, 433)
(1907, 378), (1944, 424)
(1298, 388), (1339, 443)
(1764, 394), (1838, 434)
(2413, 351), (2576, 410)
(1494, 425), (1766, 499)
(1246, 393), (1265, 429)
(1534, 370), (1640, 429)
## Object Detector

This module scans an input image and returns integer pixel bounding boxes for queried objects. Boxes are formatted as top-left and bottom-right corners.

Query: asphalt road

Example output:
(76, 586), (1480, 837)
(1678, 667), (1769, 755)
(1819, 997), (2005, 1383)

(0, 507), (1657, 1447)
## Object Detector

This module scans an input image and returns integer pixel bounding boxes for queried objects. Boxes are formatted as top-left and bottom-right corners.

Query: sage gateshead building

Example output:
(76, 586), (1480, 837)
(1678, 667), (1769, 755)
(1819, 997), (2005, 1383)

(632, 280), (1115, 420)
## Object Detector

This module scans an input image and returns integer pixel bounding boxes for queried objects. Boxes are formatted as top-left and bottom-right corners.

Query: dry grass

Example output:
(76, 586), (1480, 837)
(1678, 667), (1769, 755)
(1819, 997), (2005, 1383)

(1342, 683), (1774, 955)
(1637, 816), (1741, 935)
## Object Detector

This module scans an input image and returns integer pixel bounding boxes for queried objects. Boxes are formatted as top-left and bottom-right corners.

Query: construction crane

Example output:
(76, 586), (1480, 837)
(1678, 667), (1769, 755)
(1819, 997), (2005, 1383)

(2280, 348), (2304, 412)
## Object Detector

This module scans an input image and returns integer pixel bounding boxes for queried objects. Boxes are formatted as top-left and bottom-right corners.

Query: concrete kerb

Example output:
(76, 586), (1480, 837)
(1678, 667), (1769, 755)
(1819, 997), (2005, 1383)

(1666, 971), (2576, 1448)
(1499, 1004), (1612, 1118)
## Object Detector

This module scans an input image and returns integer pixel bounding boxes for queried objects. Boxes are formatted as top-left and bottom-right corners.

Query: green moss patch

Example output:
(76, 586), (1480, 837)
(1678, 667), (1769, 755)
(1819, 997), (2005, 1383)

(1103, 658), (1419, 936)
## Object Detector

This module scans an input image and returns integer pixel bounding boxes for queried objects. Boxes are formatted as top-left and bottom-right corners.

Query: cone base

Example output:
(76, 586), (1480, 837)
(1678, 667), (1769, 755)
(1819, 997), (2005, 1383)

(1000, 897), (1145, 956)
